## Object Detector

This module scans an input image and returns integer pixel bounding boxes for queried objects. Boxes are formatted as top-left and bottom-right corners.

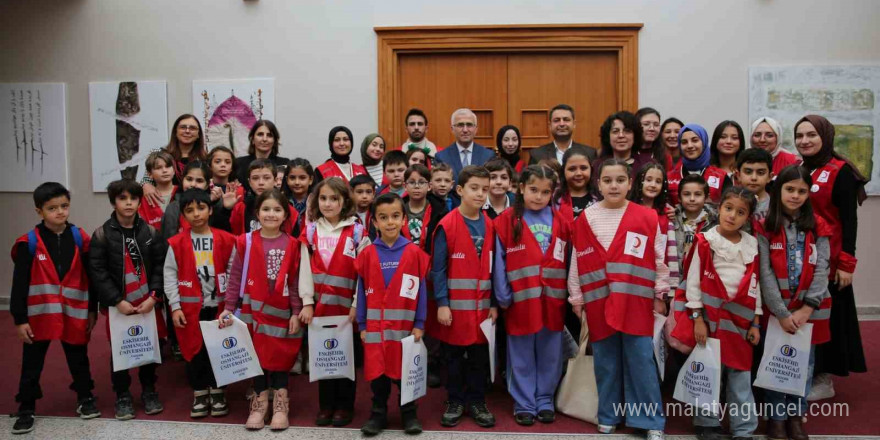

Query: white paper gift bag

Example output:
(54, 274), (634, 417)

(109, 308), (162, 372)
(753, 319), (813, 396)
(308, 316), (356, 382)
(400, 335), (428, 405)
(200, 316), (262, 387)
(673, 337), (722, 415)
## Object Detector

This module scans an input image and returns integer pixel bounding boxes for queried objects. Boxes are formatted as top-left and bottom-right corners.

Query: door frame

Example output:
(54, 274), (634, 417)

(375, 24), (642, 148)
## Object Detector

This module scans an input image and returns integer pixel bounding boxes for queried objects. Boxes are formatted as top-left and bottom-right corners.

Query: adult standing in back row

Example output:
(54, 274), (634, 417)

(528, 104), (597, 165)
(234, 120), (290, 192)
(434, 108), (495, 184)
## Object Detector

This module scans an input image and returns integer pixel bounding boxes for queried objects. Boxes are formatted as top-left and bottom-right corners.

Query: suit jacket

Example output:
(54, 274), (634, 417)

(434, 142), (495, 183)
(528, 141), (596, 165)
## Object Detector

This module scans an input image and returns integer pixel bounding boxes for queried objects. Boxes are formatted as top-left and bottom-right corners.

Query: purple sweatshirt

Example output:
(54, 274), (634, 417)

(356, 236), (428, 331)
(225, 233), (302, 314)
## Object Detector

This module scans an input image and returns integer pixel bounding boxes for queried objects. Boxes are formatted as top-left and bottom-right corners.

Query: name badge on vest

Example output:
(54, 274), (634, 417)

(217, 273), (228, 293)
(343, 237), (356, 259)
(400, 274), (419, 300)
(817, 170), (830, 183)
(809, 244), (818, 265)
(707, 176), (720, 189)
(624, 232), (648, 259)
(553, 238), (566, 262)
(748, 273), (758, 298)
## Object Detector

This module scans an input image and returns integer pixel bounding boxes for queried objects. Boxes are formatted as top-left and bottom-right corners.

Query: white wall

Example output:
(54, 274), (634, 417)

(1, 0), (879, 306)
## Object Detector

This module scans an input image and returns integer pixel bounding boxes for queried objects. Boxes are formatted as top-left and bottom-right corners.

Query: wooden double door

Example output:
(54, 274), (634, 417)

(397, 51), (620, 156)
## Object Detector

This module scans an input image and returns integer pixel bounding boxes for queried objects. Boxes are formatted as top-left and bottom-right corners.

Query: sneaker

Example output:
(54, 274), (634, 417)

(695, 426), (725, 440)
(142, 391), (164, 415)
(115, 393), (135, 421)
(537, 409), (555, 423)
(12, 413), (35, 435)
(597, 424), (616, 434)
(647, 430), (665, 440)
(514, 412), (535, 426)
(210, 388), (229, 417)
(76, 396), (101, 419)
(190, 390), (211, 418)
(467, 401), (495, 428)
(440, 401), (465, 427)
(807, 373), (835, 401)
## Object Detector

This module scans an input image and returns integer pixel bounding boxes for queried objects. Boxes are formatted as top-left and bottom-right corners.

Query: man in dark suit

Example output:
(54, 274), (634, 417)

(434, 108), (495, 183)
(528, 103), (597, 165)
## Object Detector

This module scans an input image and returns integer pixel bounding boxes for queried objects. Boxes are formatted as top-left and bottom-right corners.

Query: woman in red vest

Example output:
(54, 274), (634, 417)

(667, 124), (731, 206)
(494, 165), (570, 426)
(758, 166), (832, 440)
(220, 189), (303, 431)
(568, 159), (669, 439)
(671, 187), (763, 440)
(314, 126), (368, 185)
(793, 115), (868, 401)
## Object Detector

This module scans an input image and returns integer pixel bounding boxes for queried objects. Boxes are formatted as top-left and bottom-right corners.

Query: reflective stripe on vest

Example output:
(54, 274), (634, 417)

(259, 303), (291, 320)
(318, 292), (353, 308)
(179, 296), (201, 303)
(447, 278), (492, 290)
(62, 305), (89, 319)
(449, 298), (491, 310)
(607, 262), (656, 282)
(579, 269), (605, 285)
(512, 286), (542, 303)
(28, 284), (59, 296)
(363, 329), (410, 343)
(364, 331), (382, 343)
(255, 322), (302, 339)
(314, 273), (357, 291)
(583, 285), (610, 303)
(508, 265), (540, 282)
(366, 308), (416, 321)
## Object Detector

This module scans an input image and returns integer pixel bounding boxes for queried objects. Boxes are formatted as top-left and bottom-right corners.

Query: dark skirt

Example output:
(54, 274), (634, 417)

(814, 283), (867, 376)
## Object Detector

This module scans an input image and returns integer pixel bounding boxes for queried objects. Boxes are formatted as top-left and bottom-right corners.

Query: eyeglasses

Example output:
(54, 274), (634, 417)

(406, 180), (429, 188)
(178, 125), (199, 132)
(454, 122), (476, 129)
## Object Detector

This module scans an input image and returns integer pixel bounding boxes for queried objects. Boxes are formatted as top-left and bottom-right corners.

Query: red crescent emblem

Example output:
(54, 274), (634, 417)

(407, 278), (416, 290)
(633, 236), (642, 248)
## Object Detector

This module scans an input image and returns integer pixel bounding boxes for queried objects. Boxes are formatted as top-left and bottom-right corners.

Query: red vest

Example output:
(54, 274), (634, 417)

(555, 194), (575, 224)
(667, 163), (727, 206)
(764, 218), (833, 344)
(494, 209), (569, 335)
(303, 223), (359, 317)
(430, 209), (494, 346)
(12, 226), (90, 344)
(772, 149), (801, 175)
(809, 158), (857, 275)
(316, 160), (367, 184)
(137, 187), (176, 228)
(671, 234), (758, 371)
(572, 203), (658, 342)
(230, 200), (299, 236)
(167, 228), (236, 361)
(357, 243), (429, 381)
(124, 245), (168, 339)
(236, 232), (303, 371)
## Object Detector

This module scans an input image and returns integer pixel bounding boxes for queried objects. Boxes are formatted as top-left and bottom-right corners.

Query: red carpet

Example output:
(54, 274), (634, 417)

(1, 312), (876, 435)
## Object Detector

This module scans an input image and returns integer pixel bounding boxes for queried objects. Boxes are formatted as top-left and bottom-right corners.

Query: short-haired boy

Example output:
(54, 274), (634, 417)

(165, 189), (237, 418)
(430, 163), (459, 212)
(88, 179), (167, 421)
(483, 158), (515, 219)
(138, 151), (177, 228)
(673, 174), (717, 261)
(350, 174), (377, 233)
(735, 148), (773, 221)
(378, 150), (408, 196)
(10, 182), (99, 434)
(403, 164), (448, 253)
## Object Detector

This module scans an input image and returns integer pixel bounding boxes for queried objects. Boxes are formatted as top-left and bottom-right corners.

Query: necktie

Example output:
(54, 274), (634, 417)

(462, 149), (470, 167)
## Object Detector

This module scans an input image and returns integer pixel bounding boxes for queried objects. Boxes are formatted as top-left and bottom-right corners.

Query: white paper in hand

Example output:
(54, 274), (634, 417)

(200, 316), (262, 387)
(109, 307), (162, 372)
(308, 316), (355, 382)
(480, 318), (496, 383)
(653, 312), (668, 381)
(753, 319), (813, 396)
(400, 335), (428, 405)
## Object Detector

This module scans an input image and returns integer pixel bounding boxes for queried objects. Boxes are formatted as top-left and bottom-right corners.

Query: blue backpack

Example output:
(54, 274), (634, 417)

(27, 225), (83, 256)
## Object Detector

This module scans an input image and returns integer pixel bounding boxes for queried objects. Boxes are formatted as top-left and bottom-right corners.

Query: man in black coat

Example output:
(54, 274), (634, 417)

(528, 103), (597, 165)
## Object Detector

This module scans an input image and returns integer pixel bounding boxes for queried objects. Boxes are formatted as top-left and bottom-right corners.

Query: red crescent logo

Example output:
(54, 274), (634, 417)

(407, 279), (416, 290)
(633, 236), (642, 248)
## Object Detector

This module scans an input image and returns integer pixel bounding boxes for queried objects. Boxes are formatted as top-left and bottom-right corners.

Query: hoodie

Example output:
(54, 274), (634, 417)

(298, 216), (369, 307)
(355, 235), (428, 331)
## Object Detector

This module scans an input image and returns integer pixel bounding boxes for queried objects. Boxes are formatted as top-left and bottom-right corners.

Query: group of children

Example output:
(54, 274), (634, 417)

(10, 115), (859, 440)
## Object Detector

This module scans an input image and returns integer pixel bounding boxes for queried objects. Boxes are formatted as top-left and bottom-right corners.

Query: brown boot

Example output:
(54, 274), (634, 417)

(787, 417), (809, 440)
(766, 419), (787, 440)
(245, 391), (269, 430)
(270, 388), (290, 430)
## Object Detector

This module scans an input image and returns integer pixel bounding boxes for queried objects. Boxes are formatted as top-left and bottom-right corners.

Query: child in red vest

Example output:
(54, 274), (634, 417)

(137, 151), (176, 229)
(671, 186), (763, 440)
(230, 159), (299, 236)
(283, 158), (315, 229)
(299, 177), (369, 427)
(568, 158), (669, 439)
(10, 182), (99, 435)
(483, 158), (514, 219)
(356, 193), (431, 436)
(350, 174), (376, 235)
(629, 162), (679, 303)
(89, 179), (166, 421)
(431, 165), (498, 428)
(377, 150), (408, 197)
(759, 166), (832, 440)
(494, 165), (570, 425)
(220, 189), (303, 431)
(165, 189), (237, 418)
(553, 145), (597, 223)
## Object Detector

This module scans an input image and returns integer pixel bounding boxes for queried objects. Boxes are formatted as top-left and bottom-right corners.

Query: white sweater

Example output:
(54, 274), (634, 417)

(684, 226), (763, 314)
(298, 216), (370, 307)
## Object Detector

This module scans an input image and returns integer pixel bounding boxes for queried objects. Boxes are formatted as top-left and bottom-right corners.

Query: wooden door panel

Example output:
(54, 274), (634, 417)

(508, 52), (619, 152)
(398, 53), (508, 150)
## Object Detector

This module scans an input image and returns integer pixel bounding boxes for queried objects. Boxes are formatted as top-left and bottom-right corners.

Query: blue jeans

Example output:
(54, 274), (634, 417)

(764, 345), (815, 420)
(694, 367), (758, 437)
(592, 332), (665, 431)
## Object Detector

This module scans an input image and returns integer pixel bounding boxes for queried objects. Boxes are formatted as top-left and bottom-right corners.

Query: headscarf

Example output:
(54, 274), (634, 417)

(795, 115), (869, 203)
(679, 123), (711, 171)
(495, 125), (522, 170)
(328, 126), (354, 164)
(749, 116), (783, 154)
(360, 133), (383, 167)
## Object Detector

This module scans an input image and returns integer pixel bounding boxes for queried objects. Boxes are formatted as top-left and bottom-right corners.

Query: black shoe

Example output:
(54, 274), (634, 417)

(209, 388), (229, 417)
(427, 371), (442, 388)
(515, 412), (535, 426)
(732, 437), (753, 440)
(467, 401), (496, 428)
(695, 426), (725, 440)
(537, 409), (556, 423)
(115, 393), (135, 421)
(401, 407), (422, 435)
(12, 413), (34, 435)
(142, 391), (164, 415)
(440, 401), (465, 427)
(361, 405), (388, 436)
(76, 396), (101, 419)
(171, 343), (183, 361)
(190, 390), (210, 418)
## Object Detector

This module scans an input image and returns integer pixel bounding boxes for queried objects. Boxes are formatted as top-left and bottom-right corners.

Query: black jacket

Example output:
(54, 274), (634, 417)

(88, 212), (165, 308)
(528, 141), (597, 165)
